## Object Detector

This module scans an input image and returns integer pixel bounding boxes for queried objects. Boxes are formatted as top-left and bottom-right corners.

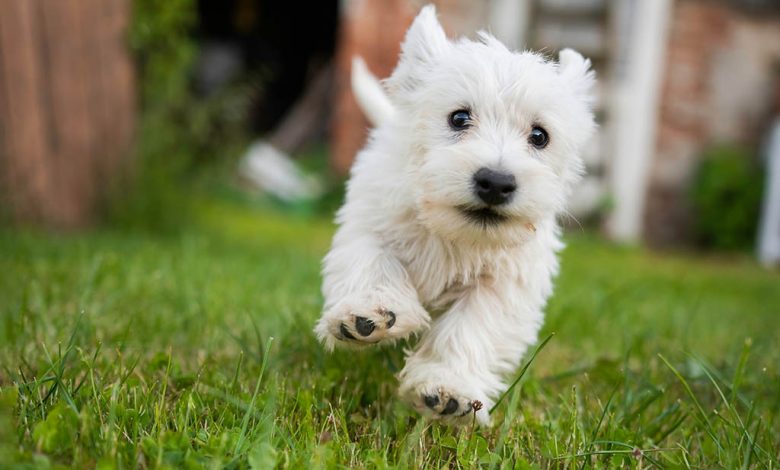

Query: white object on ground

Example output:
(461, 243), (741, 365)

(240, 141), (322, 202)
(758, 118), (780, 267)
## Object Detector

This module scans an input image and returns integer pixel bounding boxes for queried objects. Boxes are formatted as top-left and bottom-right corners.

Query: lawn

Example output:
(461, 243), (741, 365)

(1, 197), (779, 468)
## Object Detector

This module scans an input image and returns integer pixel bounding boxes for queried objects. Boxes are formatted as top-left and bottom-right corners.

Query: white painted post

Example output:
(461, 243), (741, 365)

(606, 0), (672, 242)
(488, 0), (531, 50)
(758, 119), (780, 267)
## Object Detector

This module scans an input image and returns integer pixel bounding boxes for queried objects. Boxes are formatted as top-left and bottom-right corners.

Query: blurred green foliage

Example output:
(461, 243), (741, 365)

(106, 0), (253, 232)
(690, 145), (764, 250)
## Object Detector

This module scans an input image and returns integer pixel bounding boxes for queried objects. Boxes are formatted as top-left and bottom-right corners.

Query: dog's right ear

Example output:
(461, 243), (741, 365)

(557, 48), (597, 107)
(387, 5), (449, 94)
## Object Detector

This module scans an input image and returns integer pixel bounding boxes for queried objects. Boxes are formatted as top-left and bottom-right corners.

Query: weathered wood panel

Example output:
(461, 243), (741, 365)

(0, 0), (136, 228)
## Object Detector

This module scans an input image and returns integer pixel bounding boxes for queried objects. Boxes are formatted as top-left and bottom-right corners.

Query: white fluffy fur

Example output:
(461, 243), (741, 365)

(315, 5), (596, 425)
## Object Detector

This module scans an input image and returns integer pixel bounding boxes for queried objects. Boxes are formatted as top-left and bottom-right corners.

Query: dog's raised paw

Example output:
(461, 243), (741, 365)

(316, 290), (429, 350)
(337, 307), (396, 343)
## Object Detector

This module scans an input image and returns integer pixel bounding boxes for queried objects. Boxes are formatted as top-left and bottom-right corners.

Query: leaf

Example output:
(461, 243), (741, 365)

(32, 402), (79, 455)
(439, 435), (458, 449)
(0, 387), (18, 433)
(0, 387), (18, 410)
(248, 441), (277, 470)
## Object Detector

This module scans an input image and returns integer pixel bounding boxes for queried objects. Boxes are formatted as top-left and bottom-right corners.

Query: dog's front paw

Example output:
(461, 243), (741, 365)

(329, 305), (398, 345)
(399, 367), (491, 425)
(315, 290), (428, 349)
(420, 387), (478, 418)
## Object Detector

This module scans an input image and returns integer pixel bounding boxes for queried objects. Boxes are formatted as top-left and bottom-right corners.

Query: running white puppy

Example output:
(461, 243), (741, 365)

(315, 5), (596, 425)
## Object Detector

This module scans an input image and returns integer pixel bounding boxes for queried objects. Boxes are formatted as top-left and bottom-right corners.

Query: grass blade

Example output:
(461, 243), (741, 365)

(234, 336), (274, 455)
(490, 332), (554, 414)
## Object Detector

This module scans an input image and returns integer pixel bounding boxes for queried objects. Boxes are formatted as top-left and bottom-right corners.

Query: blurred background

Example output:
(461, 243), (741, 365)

(1, 0), (779, 260)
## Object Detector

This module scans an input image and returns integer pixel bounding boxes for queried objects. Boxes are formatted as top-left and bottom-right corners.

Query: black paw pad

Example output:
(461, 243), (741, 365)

(339, 323), (356, 340)
(354, 316), (376, 336)
(423, 395), (439, 409)
(385, 311), (396, 328)
(441, 398), (459, 415)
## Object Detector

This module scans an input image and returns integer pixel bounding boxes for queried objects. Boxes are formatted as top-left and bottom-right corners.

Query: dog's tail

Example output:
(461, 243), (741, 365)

(351, 56), (395, 127)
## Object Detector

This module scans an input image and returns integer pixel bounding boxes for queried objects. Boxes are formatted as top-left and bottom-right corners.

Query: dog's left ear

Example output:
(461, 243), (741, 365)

(387, 5), (449, 94)
(401, 6), (448, 69)
(558, 48), (596, 106)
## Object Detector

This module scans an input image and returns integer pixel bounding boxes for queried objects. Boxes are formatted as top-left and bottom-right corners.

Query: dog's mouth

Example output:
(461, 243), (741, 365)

(457, 206), (508, 227)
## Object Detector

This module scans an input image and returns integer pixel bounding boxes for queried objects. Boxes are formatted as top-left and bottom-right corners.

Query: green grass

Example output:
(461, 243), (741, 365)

(1, 198), (779, 468)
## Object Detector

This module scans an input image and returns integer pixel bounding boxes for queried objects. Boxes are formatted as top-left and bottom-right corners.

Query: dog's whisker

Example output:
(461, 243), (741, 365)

(560, 209), (584, 233)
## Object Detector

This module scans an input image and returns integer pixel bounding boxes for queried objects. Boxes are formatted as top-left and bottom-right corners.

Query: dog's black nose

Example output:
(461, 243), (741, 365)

(473, 167), (516, 206)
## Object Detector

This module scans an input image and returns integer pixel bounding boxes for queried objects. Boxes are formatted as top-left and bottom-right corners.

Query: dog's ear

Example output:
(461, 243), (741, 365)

(558, 48), (596, 106)
(388, 5), (449, 93)
(401, 5), (448, 67)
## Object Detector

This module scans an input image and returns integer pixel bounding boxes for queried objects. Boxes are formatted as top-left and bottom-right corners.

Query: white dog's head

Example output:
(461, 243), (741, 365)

(368, 6), (596, 246)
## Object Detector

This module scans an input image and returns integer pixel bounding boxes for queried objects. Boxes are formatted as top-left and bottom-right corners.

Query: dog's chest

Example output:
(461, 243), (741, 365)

(389, 236), (517, 307)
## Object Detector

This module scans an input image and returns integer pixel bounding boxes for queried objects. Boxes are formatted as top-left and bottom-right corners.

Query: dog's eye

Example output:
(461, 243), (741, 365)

(529, 126), (549, 149)
(448, 110), (471, 130)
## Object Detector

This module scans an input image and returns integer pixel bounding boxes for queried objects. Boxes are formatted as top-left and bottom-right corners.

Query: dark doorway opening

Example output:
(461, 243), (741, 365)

(195, 0), (339, 134)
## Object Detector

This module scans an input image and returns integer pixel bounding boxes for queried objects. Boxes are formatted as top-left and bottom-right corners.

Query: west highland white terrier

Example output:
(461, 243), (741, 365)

(315, 5), (596, 425)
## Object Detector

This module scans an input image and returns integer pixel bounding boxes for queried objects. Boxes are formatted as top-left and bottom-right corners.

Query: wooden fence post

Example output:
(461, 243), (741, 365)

(0, 0), (136, 228)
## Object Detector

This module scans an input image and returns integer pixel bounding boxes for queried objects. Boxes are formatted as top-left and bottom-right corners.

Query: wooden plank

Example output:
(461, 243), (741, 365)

(0, 0), (136, 227)
(96, 0), (136, 181)
(0, 0), (52, 224)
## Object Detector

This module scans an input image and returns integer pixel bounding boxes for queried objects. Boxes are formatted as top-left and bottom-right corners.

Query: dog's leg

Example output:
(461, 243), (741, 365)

(315, 228), (430, 350)
(398, 280), (544, 425)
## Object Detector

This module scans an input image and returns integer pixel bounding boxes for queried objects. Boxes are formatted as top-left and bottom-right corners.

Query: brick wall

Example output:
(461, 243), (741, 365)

(644, 0), (780, 246)
(330, 0), (416, 174)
